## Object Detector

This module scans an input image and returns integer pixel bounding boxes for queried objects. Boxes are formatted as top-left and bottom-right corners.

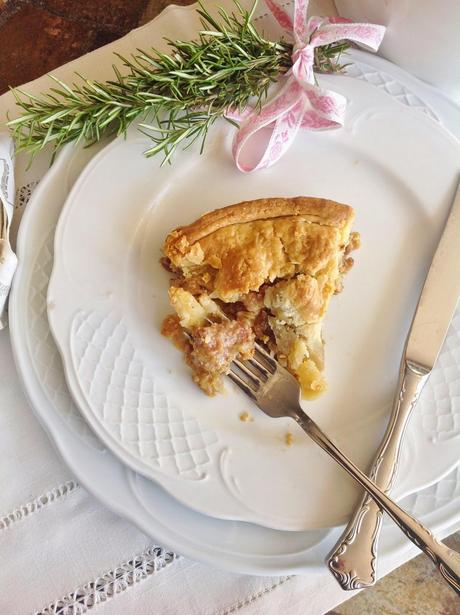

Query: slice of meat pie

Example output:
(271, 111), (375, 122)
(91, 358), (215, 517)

(161, 197), (359, 397)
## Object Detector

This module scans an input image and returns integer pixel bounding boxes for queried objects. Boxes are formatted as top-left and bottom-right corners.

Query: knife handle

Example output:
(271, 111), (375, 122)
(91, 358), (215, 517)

(326, 359), (430, 589)
(294, 413), (460, 596)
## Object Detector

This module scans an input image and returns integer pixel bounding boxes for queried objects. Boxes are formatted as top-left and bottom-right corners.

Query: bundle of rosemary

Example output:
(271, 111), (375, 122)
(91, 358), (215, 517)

(8, 1), (349, 164)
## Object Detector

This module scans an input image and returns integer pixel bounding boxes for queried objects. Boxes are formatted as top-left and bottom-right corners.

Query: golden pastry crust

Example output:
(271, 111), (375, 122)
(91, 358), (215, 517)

(165, 196), (353, 253)
(164, 197), (354, 303)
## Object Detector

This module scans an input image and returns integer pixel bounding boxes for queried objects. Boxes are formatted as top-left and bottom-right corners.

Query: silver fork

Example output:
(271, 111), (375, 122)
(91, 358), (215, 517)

(228, 343), (460, 594)
(0, 201), (18, 330)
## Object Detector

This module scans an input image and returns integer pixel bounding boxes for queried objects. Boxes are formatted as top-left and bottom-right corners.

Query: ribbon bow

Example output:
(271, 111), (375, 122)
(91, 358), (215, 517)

(231, 0), (386, 172)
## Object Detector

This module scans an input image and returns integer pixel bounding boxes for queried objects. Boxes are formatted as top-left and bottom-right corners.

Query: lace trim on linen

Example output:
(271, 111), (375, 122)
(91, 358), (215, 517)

(0, 480), (79, 530)
(36, 546), (176, 615)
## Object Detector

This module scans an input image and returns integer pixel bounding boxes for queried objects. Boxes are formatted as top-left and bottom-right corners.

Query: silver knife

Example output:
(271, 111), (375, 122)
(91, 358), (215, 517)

(327, 176), (460, 590)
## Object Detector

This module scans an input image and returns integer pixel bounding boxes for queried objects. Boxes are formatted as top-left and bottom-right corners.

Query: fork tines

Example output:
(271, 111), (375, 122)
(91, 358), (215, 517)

(228, 342), (276, 398)
(184, 319), (277, 398)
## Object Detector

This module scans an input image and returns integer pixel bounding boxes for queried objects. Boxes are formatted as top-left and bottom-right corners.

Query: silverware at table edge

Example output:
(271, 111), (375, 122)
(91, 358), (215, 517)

(327, 176), (460, 589)
(0, 144), (18, 331)
(226, 341), (460, 595)
(0, 201), (16, 330)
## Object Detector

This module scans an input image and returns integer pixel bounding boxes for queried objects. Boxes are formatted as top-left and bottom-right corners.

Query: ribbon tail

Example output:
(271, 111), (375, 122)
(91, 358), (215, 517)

(300, 84), (347, 126)
(300, 107), (342, 130)
(232, 82), (306, 172)
(292, 0), (310, 43)
(310, 22), (386, 51)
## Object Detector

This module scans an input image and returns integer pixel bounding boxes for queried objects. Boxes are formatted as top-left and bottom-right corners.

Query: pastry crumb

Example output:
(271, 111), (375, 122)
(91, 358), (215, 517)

(239, 411), (253, 422)
(284, 432), (294, 446)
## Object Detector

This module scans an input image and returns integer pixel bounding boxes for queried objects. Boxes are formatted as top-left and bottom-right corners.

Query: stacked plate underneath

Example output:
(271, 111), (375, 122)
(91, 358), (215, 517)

(10, 50), (460, 575)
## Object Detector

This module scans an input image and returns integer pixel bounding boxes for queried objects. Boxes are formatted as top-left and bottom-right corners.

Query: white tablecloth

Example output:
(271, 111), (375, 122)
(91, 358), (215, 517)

(1, 2), (459, 613)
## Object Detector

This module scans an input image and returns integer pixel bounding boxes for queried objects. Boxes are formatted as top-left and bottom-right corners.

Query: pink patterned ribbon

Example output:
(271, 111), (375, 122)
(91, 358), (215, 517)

(230, 0), (385, 172)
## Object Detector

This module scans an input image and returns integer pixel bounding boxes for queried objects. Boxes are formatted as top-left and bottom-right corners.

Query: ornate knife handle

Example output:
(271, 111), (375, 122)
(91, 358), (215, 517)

(326, 359), (430, 589)
(292, 412), (460, 596)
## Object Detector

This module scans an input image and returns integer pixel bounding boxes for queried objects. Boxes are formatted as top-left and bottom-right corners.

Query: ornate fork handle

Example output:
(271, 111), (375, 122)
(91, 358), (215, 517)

(0, 201), (18, 330)
(326, 359), (430, 588)
(292, 410), (460, 596)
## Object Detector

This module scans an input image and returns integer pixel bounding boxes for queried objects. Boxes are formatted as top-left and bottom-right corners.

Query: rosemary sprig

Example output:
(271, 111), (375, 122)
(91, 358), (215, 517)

(8, 1), (349, 164)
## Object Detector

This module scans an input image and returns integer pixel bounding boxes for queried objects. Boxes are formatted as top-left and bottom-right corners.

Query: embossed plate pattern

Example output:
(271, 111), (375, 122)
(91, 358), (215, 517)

(46, 68), (460, 530)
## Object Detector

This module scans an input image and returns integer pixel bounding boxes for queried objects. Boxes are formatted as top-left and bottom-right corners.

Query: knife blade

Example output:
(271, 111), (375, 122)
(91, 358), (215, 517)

(406, 178), (460, 369)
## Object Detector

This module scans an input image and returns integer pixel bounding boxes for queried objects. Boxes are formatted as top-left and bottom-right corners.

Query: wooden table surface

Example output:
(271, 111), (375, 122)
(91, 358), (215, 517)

(0, 1), (458, 613)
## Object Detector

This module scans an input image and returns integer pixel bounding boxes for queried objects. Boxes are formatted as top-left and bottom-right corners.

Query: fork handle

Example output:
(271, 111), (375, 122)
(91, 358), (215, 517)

(292, 411), (460, 595)
(326, 359), (430, 589)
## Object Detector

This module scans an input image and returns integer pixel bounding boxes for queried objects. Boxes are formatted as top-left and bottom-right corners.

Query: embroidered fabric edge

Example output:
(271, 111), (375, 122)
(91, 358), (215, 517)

(36, 545), (177, 615)
(0, 480), (79, 530)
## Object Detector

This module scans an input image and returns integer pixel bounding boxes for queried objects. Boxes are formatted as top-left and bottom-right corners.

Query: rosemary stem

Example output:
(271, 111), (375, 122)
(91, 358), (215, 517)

(8, 1), (349, 164)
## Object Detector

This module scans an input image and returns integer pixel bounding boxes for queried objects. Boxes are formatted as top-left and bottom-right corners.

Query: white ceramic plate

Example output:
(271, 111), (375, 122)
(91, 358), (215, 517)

(46, 69), (460, 531)
(10, 138), (460, 576)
